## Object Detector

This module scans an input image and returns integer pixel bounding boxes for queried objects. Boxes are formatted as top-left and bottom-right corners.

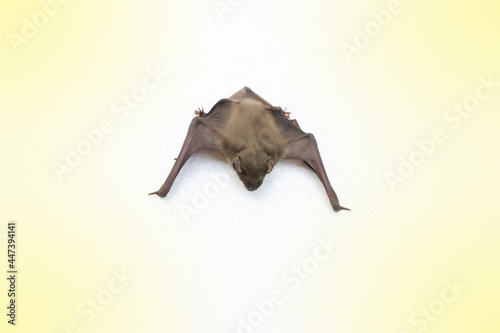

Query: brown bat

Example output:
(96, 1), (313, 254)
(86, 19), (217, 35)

(149, 87), (349, 212)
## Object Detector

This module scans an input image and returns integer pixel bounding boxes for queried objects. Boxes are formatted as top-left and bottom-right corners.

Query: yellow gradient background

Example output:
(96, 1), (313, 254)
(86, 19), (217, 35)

(1, 1), (499, 332)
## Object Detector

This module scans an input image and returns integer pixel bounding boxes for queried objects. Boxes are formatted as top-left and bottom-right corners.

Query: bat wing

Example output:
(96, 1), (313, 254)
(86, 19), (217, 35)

(149, 99), (233, 197)
(269, 108), (350, 212)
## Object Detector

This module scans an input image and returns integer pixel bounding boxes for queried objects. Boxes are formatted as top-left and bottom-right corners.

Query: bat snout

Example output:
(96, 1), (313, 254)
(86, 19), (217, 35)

(243, 180), (263, 191)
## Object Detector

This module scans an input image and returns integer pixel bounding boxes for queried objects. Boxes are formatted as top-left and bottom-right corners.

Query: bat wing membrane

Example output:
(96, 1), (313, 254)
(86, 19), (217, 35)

(149, 99), (233, 197)
(269, 108), (349, 212)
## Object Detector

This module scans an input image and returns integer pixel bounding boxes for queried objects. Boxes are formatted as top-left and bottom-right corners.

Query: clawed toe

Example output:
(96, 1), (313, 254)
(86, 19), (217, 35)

(194, 106), (205, 117)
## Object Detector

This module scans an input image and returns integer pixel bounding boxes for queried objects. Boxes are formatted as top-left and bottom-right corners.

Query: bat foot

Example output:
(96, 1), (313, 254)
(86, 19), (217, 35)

(271, 106), (300, 128)
(194, 106), (205, 118)
(281, 107), (290, 118)
(270, 106), (290, 118)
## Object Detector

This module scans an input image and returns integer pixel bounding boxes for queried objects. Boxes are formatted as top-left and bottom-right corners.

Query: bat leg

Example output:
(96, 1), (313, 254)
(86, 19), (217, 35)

(285, 133), (349, 212)
(150, 117), (220, 197)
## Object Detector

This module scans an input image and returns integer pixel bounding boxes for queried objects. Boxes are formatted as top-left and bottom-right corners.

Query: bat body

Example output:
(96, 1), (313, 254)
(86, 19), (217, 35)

(150, 87), (349, 212)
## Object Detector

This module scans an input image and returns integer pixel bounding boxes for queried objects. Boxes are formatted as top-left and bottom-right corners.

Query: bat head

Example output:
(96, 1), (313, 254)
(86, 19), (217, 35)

(231, 149), (276, 191)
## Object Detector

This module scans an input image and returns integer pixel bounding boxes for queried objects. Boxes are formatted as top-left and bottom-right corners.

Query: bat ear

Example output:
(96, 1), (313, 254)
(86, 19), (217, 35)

(267, 159), (276, 174)
(232, 157), (242, 173)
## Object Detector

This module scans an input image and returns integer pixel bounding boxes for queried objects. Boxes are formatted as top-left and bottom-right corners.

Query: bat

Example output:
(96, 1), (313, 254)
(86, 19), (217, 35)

(149, 87), (349, 212)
